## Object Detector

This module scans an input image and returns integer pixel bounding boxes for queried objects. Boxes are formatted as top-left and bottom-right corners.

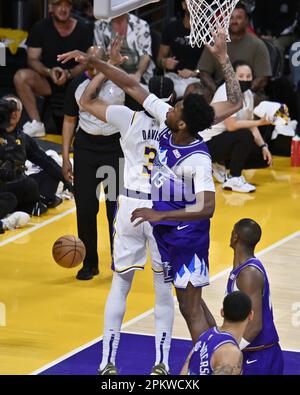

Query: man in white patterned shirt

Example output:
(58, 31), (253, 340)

(94, 13), (155, 84)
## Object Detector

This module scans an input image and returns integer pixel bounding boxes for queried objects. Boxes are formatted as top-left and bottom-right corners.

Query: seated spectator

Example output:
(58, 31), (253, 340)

(94, 13), (154, 84)
(0, 192), (30, 234)
(253, 0), (298, 70)
(0, 95), (71, 215)
(200, 61), (273, 194)
(25, 149), (69, 209)
(157, 0), (203, 98)
(13, 0), (93, 137)
(197, 4), (272, 95)
(184, 81), (213, 103)
(70, 0), (95, 32)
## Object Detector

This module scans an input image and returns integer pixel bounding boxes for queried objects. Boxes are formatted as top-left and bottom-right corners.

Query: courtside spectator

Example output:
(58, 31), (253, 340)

(13, 0), (93, 137)
(253, 0), (298, 70)
(94, 13), (154, 84)
(0, 192), (30, 234)
(157, 0), (204, 98)
(200, 61), (273, 193)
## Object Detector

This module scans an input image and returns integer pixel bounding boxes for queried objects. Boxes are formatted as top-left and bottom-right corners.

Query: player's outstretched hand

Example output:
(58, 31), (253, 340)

(57, 50), (88, 65)
(206, 27), (228, 64)
(109, 34), (129, 66)
(131, 208), (163, 227)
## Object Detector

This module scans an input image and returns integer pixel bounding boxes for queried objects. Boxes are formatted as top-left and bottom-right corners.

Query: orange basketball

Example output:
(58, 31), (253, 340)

(52, 235), (86, 268)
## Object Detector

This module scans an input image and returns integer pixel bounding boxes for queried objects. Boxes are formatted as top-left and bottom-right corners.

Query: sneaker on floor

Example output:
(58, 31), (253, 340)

(222, 176), (256, 193)
(151, 363), (169, 375)
(42, 195), (63, 209)
(212, 163), (227, 183)
(2, 212), (30, 230)
(23, 120), (46, 137)
(31, 202), (48, 216)
(76, 266), (99, 280)
(98, 363), (118, 375)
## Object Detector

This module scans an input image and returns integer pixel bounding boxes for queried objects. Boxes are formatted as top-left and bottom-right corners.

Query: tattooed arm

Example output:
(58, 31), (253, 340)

(211, 344), (243, 375)
(205, 29), (243, 124)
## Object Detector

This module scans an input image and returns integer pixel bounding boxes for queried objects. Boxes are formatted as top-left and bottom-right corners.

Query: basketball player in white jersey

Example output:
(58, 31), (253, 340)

(60, 40), (175, 375)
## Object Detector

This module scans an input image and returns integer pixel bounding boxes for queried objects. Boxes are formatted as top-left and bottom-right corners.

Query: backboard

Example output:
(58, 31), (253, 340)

(94, 0), (160, 19)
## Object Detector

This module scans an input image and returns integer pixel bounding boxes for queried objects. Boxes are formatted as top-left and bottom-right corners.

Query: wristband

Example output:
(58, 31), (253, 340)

(259, 143), (268, 150)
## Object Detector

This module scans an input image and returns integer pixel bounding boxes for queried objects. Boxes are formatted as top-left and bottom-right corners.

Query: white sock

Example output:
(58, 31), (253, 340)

(153, 272), (174, 371)
(99, 271), (135, 370)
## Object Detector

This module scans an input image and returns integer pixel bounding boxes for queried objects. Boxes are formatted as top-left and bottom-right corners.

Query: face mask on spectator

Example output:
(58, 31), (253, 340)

(239, 81), (252, 93)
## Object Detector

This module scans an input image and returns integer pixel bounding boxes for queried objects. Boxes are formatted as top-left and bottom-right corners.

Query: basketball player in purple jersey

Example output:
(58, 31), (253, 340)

(181, 291), (253, 375)
(227, 218), (284, 375)
(58, 29), (243, 344)
(129, 29), (243, 343)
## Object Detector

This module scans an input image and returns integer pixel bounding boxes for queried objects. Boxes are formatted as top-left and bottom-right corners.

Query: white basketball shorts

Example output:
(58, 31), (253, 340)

(112, 194), (163, 274)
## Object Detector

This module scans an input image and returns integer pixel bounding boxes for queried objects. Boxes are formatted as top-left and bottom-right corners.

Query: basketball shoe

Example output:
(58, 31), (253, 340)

(222, 176), (256, 193)
(76, 266), (99, 280)
(31, 202), (48, 216)
(212, 163), (227, 183)
(1, 212), (30, 230)
(98, 363), (118, 375)
(23, 120), (46, 137)
(151, 363), (169, 375)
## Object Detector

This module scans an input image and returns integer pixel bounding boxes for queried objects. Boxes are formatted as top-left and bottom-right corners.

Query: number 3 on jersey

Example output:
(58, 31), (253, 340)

(143, 146), (157, 176)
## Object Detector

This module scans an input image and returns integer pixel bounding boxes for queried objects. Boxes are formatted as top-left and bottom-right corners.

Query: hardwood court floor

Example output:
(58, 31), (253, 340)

(0, 156), (299, 374)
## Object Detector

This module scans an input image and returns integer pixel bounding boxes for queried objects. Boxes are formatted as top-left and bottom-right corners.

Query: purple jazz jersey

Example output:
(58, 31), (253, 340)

(151, 129), (211, 229)
(188, 327), (240, 375)
(243, 343), (284, 375)
(226, 258), (284, 375)
(151, 130), (211, 288)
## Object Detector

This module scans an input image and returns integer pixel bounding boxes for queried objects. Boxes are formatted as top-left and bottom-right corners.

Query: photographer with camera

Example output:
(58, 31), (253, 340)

(0, 95), (71, 216)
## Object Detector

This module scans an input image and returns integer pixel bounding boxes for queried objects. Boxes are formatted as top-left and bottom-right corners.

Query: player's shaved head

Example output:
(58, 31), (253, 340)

(234, 218), (262, 248)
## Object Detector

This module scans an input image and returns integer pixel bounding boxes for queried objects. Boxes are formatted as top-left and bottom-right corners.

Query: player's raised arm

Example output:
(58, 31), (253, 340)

(57, 36), (150, 106)
(205, 29), (243, 124)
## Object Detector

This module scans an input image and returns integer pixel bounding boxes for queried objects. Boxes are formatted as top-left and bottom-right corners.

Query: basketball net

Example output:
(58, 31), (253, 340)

(186, 0), (240, 47)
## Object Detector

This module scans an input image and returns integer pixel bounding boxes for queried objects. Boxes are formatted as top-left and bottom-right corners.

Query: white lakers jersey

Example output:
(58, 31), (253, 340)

(106, 106), (161, 194)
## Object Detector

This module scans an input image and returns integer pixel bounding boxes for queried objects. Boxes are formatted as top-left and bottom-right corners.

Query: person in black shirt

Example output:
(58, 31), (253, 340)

(13, 0), (93, 138)
(0, 192), (30, 234)
(253, 0), (298, 69)
(157, 0), (204, 98)
(0, 95), (71, 216)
